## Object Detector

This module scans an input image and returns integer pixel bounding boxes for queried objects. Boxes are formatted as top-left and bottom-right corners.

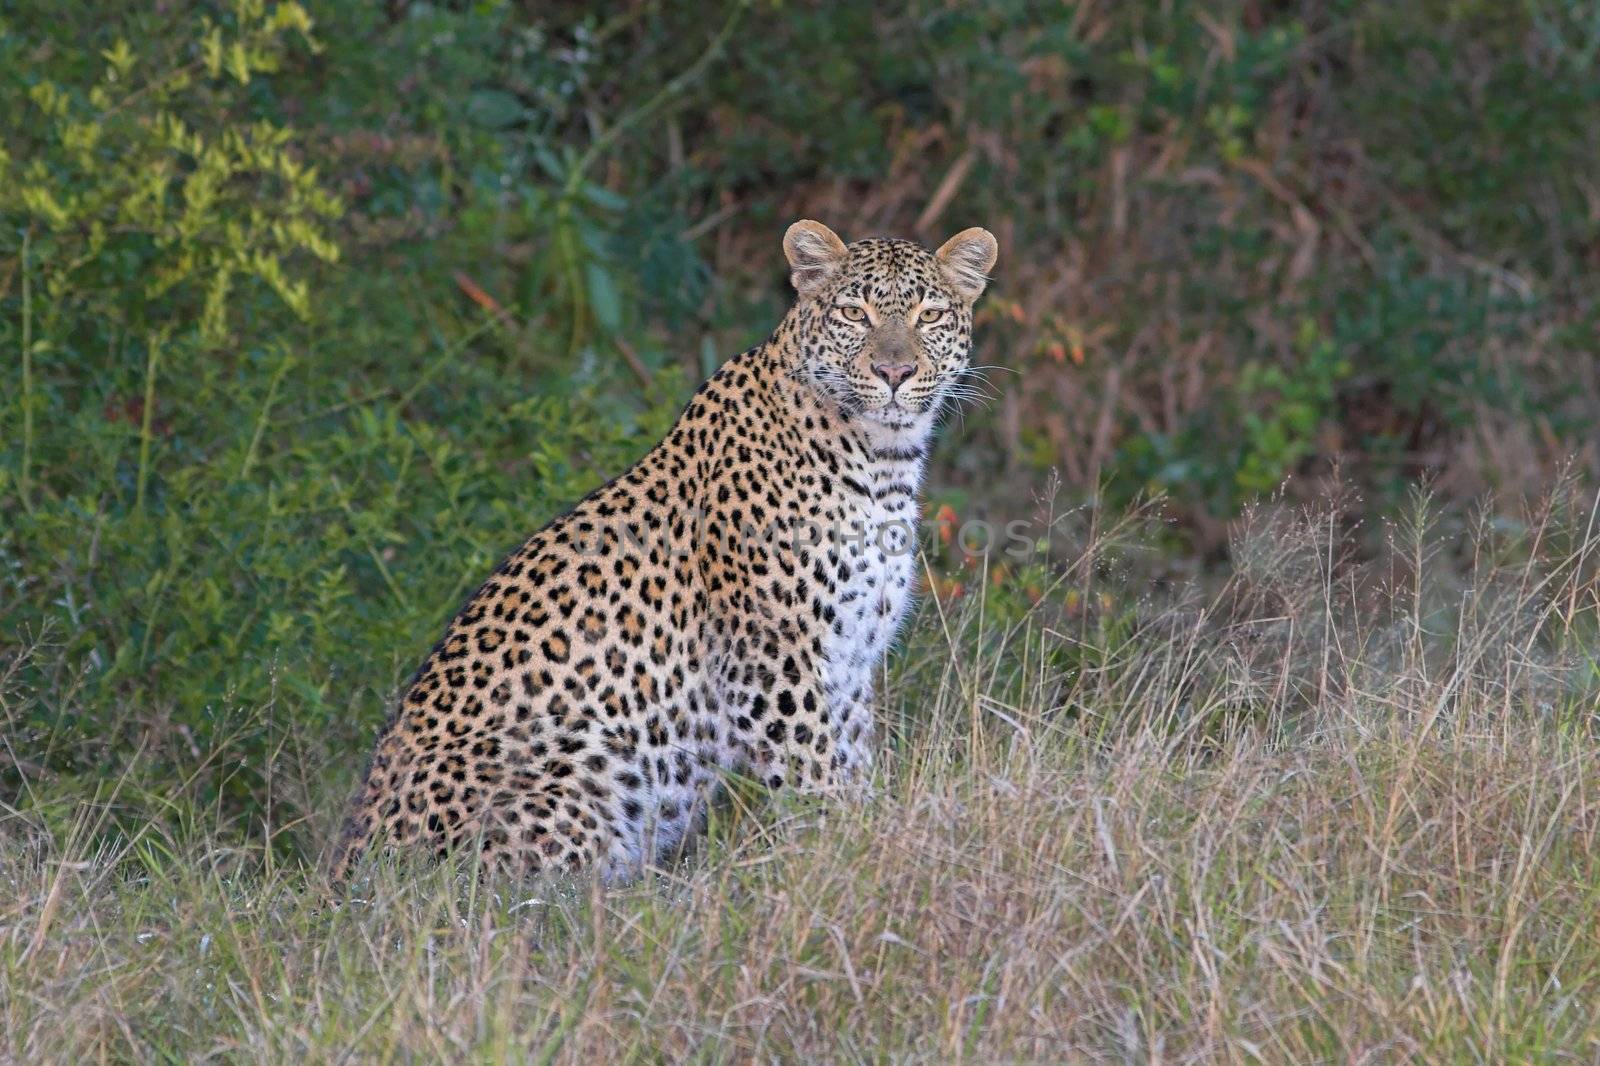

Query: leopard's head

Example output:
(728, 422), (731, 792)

(782, 220), (998, 432)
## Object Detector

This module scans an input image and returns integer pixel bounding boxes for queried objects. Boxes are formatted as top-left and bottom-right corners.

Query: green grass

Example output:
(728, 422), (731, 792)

(6, 494), (1600, 1061)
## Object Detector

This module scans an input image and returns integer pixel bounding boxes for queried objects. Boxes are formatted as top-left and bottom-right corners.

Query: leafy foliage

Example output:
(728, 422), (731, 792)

(1, 0), (1597, 832)
(1, 2), (338, 344)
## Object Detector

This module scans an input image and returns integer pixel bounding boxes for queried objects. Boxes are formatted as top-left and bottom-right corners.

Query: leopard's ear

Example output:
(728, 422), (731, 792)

(783, 220), (849, 296)
(935, 227), (999, 301)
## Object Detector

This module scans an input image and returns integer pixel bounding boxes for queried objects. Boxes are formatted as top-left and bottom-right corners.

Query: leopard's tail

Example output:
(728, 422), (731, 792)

(324, 765), (383, 888)
(325, 812), (370, 887)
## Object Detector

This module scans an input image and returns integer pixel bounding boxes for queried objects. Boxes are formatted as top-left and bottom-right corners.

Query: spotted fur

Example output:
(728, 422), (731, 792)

(329, 221), (998, 881)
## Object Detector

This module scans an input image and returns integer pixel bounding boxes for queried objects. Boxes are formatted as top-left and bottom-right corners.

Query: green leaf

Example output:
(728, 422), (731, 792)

(228, 40), (251, 84)
(584, 262), (622, 333)
(580, 182), (627, 212)
(466, 89), (524, 129)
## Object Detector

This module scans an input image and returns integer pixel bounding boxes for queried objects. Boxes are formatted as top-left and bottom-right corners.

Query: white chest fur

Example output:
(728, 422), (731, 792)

(819, 436), (928, 719)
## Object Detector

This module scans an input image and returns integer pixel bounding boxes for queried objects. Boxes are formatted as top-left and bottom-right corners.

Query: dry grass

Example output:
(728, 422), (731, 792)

(5, 490), (1600, 1062)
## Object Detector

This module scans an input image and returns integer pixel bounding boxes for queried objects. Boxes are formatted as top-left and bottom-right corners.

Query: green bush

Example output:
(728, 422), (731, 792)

(0, 1), (688, 832)
(2, 0), (1596, 838)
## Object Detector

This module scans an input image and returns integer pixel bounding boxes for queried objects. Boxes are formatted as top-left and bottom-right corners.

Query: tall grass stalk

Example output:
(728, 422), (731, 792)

(134, 333), (160, 515)
(18, 229), (33, 513)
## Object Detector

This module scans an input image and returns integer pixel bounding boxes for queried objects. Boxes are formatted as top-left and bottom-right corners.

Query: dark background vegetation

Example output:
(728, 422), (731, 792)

(3, 0), (1598, 843)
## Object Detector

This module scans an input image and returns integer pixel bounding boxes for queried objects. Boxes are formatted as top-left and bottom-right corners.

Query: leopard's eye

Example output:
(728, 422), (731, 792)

(918, 307), (948, 325)
(838, 304), (867, 323)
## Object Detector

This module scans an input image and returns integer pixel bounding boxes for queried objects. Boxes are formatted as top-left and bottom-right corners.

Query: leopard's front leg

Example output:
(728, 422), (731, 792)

(715, 625), (876, 798)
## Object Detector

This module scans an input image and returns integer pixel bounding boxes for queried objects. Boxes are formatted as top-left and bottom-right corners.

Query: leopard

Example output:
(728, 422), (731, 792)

(328, 219), (998, 883)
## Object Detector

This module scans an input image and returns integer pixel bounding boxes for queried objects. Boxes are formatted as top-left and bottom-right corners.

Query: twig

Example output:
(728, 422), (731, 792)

(399, 314), (500, 410)
(915, 147), (978, 235)
(680, 201), (742, 244)
(614, 337), (655, 388)
(235, 349), (296, 485)
(452, 270), (518, 332)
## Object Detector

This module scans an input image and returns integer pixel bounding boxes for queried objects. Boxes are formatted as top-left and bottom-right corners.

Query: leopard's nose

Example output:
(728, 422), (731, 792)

(872, 362), (916, 390)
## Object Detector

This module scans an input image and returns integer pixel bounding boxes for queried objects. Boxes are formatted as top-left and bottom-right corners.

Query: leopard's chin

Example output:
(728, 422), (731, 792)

(859, 398), (933, 431)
